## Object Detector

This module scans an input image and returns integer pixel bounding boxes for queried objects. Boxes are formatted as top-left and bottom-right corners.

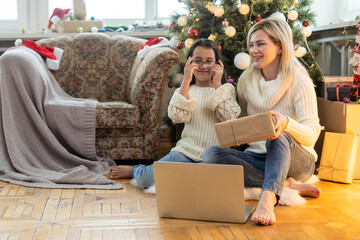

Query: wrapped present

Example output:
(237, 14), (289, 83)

(327, 83), (359, 102)
(318, 132), (359, 183)
(214, 112), (276, 148)
(320, 76), (353, 99)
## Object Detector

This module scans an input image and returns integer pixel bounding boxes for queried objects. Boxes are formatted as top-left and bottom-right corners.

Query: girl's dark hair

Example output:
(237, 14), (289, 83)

(186, 38), (227, 85)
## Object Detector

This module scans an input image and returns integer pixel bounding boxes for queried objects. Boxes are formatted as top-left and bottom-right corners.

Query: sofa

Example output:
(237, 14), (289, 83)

(36, 33), (179, 161)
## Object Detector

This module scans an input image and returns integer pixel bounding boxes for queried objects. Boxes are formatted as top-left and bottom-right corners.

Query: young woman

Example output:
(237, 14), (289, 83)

(110, 39), (240, 189)
(203, 18), (321, 226)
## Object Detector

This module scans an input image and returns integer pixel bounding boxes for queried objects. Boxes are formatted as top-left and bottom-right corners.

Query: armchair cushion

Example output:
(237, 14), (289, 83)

(95, 101), (140, 128)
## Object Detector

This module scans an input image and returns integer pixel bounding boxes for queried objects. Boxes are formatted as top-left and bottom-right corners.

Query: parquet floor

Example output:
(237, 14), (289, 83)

(0, 141), (360, 239)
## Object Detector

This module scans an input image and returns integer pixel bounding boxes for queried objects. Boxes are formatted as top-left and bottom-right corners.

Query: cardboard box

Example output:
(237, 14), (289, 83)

(56, 20), (104, 33)
(319, 76), (353, 99)
(316, 98), (360, 179)
(215, 112), (276, 148)
(318, 132), (359, 183)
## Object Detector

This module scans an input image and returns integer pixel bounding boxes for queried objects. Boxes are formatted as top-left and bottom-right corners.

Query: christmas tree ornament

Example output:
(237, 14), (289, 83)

(218, 45), (222, 51)
(295, 46), (307, 57)
(301, 27), (312, 37)
(302, 20), (309, 27)
(343, 97), (350, 103)
(222, 19), (229, 27)
(170, 37), (181, 49)
(239, 4), (250, 15)
(288, 10), (298, 21)
(90, 26), (98, 32)
(225, 26), (236, 37)
(188, 12), (193, 17)
(188, 28), (199, 38)
(234, 52), (251, 70)
(185, 38), (194, 48)
(176, 43), (183, 49)
(255, 16), (262, 22)
(292, 0), (298, 6)
(177, 16), (187, 26)
(269, 12), (286, 22)
(169, 23), (176, 31)
(208, 4), (216, 13)
(208, 34), (217, 41)
(214, 6), (225, 17)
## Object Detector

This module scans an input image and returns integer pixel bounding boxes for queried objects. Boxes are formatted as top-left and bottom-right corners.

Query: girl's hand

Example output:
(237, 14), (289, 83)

(269, 110), (289, 139)
(183, 57), (198, 85)
(210, 60), (224, 89)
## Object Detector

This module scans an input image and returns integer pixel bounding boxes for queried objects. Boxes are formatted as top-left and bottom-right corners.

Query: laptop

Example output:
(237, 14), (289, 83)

(153, 161), (254, 223)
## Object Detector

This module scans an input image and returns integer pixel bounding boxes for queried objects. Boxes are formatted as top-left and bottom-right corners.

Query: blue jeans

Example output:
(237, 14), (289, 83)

(131, 151), (197, 189)
(202, 133), (315, 198)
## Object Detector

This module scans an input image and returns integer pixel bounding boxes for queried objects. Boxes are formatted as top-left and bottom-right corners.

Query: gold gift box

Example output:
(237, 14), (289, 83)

(318, 132), (359, 183)
(56, 20), (104, 33)
(214, 112), (276, 148)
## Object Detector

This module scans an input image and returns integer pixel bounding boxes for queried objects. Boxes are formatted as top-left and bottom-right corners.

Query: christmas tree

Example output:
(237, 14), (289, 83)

(167, 0), (323, 90)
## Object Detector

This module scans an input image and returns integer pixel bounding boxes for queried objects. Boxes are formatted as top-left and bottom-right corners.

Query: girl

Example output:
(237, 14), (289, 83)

(110, 39), (240, 189)
(203, 19), (321, 225)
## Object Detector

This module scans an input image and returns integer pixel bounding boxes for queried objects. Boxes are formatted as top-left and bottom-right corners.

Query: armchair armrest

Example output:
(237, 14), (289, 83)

(127, 47), (179, 129)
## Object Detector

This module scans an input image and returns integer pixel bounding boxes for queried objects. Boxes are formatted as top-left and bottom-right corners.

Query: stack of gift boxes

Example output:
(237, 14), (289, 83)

(316, 21), (360, 184)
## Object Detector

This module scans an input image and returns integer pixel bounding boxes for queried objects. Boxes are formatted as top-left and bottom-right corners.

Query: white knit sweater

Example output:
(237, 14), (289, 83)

(237, 68), (321, 160)
(168, 83), (240, 162)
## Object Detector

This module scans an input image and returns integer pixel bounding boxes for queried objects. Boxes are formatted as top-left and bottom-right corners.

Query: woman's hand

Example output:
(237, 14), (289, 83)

(269, 110), (289, 139)
(210, 60), (224, 89)
(183, 56), (198, 85)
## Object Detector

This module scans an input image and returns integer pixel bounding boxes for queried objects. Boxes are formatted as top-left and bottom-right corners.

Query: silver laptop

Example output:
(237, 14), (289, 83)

(153, 161), (254, 223)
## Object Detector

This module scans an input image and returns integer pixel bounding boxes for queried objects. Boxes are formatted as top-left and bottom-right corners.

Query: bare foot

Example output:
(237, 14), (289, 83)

(285, 177), (321, 198)
(110, 165), (132, 179)
(251, 190), (276, 226)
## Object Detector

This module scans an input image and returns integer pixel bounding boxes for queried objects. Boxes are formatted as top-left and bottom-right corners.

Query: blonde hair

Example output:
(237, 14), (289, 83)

(246, 18), (308, 82)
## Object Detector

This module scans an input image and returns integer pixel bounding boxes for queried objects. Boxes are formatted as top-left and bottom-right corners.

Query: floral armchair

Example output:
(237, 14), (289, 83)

(37, 33), (179, 161)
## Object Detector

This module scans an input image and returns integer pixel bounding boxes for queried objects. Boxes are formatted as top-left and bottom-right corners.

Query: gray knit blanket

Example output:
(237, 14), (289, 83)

(0, 47), (122, 189)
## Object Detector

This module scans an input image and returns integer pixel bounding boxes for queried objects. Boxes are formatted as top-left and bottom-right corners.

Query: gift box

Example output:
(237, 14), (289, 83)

(327, 83), (359, 102)
(318, 132), (359, 183)
(320, 76), (353, 99)
(56, 20), (104, 33)
(316, 98), (360, 180)
(214, 112), (276, 148)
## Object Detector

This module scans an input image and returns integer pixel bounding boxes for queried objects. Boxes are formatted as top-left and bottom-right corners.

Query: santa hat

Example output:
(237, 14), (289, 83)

(137, 37), (170, 59)
(48, 8), (73, 29)
(15, 39), (64, 70)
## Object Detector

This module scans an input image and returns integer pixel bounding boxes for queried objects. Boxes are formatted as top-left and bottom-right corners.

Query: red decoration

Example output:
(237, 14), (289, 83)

(218, 45), (222, 51)
(222, 20), (229, 27)
(169, 23), (176, 31)
(188, 28), (199, 38)
(302, 20), (309, 27)
(176, 43), (183, 49)
(255, 16), (262, 22)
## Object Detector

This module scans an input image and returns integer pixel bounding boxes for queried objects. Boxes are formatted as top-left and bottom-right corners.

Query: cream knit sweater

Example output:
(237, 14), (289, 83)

(168, 83), (240, 162)
(237, 68), (321, 160)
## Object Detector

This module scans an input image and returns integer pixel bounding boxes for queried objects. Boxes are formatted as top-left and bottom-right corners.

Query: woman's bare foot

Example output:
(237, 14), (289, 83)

(110, 165), (132, 179)
(251, 190), (277, 226)
(285, 177), (321, 198)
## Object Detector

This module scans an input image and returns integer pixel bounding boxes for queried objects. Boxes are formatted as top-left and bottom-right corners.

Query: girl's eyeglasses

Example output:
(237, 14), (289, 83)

(193, 60), (216, 67)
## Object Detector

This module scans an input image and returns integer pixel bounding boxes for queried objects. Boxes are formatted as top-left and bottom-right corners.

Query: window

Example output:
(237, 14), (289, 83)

(49, 0), (145, 19)
(158, 0), (186, 18)
(0, 0), (17, 20)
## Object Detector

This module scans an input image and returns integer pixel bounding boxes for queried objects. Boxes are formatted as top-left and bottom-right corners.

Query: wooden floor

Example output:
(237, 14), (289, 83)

(1, 141), (360, 239)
